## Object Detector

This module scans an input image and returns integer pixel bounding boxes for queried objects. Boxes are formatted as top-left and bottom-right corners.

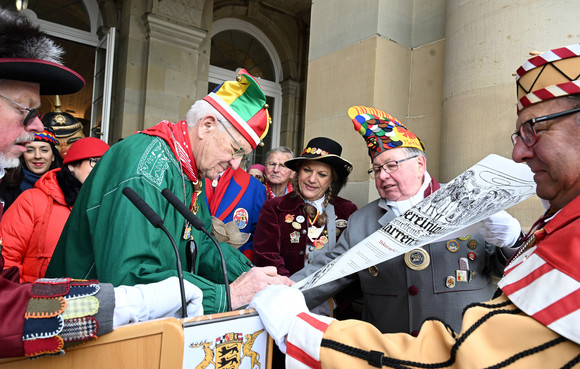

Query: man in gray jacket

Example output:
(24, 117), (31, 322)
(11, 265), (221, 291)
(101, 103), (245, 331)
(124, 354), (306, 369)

(291, 105), (521, 335)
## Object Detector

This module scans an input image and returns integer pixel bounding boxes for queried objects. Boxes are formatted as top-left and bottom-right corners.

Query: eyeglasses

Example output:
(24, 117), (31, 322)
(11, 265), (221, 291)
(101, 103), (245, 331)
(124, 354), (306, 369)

(89, 157), (100, 168)
(511, 107), (580, 147)
(217, 119), (247, 160)
(0, 93), (39, 127)
(265, 162), (287, 170)
(368, 155), (419, 178)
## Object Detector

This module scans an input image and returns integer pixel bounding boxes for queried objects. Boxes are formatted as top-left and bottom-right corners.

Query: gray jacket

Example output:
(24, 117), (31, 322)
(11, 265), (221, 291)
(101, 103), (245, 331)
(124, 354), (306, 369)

(291, 198), (513, 334)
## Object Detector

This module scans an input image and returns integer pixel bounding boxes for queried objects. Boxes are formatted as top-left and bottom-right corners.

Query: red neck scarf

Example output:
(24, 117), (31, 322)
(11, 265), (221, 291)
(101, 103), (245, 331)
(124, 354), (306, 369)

(205, 167), (251, 220)
(265, 181), (294, 200)
(424, 176), (440, 197)
(141, 120), (198, 183)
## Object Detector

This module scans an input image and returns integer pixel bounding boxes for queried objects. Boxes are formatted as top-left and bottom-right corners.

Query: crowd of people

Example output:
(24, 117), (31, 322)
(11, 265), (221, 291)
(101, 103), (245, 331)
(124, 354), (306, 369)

(0, 6), (578, 367)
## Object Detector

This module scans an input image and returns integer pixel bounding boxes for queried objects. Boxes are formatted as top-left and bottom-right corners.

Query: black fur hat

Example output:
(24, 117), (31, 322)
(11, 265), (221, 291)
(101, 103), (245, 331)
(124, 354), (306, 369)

(0, 9), (85, 95)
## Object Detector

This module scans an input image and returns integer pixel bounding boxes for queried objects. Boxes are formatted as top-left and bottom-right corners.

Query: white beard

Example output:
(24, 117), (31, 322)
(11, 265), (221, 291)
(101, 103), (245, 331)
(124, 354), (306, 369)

(0, 152), (20, 169)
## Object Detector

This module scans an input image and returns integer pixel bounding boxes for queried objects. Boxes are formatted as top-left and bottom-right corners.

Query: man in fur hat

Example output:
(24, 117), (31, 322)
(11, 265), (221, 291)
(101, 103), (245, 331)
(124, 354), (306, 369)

(0, 8), (203, 358)
(250, 44), (580, 368)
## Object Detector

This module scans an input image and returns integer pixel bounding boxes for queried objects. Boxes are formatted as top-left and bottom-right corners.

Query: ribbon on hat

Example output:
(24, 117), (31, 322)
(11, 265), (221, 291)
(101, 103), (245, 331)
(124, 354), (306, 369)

(348, 106), (424, 159)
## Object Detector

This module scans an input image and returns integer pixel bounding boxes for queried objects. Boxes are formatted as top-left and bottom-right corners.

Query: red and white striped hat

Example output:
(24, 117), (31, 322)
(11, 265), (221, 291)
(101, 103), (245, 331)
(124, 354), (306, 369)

(515, 43), (580, 113)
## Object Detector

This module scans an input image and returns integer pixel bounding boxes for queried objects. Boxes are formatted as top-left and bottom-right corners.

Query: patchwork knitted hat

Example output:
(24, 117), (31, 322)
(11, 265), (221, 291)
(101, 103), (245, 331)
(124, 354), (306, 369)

(34, 128), (57, 145)
(348, 105), (424, 160)
(0, 9), (85, 95)
(515, 43), (580, 112)
(203, 69), (271, 149)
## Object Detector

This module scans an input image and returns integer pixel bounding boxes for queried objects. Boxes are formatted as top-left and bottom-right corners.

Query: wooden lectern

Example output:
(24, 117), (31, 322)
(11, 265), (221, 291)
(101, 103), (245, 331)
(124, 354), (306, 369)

(0, 310), (272, 369)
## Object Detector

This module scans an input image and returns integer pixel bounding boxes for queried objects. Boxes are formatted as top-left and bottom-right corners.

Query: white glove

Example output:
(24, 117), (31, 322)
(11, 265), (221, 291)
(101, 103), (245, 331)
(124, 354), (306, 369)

(476, 210), (521, 248)
(113, 276), (203, 327)
(249, 285), (308, 354)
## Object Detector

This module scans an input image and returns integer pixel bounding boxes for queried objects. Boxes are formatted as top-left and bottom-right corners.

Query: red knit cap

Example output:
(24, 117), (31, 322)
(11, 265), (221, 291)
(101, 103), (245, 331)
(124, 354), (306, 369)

(63, 137), (110, 164)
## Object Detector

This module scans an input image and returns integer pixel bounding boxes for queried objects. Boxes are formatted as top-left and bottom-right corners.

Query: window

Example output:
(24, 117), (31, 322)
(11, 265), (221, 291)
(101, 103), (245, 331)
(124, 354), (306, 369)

(209, 18), (282, 167)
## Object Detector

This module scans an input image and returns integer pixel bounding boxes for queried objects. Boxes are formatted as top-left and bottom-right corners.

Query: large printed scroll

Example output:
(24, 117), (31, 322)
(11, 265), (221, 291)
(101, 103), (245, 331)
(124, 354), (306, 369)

(295, 154), (536, 290)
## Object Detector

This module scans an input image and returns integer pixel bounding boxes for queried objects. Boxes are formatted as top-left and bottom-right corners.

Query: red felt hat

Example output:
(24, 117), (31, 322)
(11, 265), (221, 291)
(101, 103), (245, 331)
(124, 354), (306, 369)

(63, 137), (110, 164)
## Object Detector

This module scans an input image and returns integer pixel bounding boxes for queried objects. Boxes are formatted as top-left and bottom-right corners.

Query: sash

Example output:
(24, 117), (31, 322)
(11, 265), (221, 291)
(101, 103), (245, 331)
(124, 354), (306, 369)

(205, 167), (251, 221)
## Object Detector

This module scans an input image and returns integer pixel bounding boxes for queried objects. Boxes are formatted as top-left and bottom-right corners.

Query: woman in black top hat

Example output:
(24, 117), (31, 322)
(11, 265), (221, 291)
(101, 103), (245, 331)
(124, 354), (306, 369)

(253, 137), (358, 283)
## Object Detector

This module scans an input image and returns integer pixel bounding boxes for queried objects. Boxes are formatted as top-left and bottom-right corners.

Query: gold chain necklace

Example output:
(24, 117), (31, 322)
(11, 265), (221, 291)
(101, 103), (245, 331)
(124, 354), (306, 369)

(169, 129), (201, 240)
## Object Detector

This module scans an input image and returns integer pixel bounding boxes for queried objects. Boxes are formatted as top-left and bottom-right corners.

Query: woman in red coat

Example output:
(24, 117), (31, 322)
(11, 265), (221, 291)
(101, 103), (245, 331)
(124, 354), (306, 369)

(0, 137), (110, 282)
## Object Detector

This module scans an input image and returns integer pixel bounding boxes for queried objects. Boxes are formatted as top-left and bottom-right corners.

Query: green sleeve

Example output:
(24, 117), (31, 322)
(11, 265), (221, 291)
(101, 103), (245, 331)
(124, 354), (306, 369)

(47, 135), (251, 314)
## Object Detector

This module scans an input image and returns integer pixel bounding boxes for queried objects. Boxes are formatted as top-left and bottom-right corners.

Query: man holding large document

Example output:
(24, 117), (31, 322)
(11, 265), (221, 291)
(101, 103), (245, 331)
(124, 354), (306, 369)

(251, 43), (580, 368)
(291, 106), (521, 334)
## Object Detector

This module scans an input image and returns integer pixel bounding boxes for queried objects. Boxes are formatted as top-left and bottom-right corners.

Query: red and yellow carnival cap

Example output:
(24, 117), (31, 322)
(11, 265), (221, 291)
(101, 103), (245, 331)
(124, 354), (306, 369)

(348, 105), (424, 160)
(203, 69), (271, 149)
(515, 43), (580, 113)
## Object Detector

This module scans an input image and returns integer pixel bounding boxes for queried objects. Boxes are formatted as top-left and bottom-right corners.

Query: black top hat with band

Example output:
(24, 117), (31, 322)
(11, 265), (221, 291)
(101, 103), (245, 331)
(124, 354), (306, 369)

(285, 137), (353, 181)
(0, 9), (85, 95)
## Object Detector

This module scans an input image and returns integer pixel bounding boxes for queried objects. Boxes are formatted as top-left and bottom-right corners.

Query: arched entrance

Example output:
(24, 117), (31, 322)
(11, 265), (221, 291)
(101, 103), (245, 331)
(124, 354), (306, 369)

(209, 18), (283, 166)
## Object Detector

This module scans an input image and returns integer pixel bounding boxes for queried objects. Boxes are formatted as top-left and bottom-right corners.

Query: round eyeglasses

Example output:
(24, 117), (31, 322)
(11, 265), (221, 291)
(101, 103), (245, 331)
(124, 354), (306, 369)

(89, 157), (100, 168)
(368, 155), (419, 178)
(0, 93), (39, 127)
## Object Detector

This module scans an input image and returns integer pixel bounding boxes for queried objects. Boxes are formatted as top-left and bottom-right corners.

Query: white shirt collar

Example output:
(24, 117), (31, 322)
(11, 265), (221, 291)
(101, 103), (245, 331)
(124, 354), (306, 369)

(305, 196), (325, 213)
(379, 171), (432, 216)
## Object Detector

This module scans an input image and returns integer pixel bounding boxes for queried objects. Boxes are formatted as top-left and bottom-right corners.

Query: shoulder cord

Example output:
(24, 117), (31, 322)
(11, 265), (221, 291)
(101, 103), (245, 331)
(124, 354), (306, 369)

(320, 304), (571, 368)
(562, 354), (580, 369)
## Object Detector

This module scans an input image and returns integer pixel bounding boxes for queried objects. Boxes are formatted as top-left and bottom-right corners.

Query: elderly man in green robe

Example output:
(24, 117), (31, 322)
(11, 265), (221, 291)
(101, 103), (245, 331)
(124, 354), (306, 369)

(47, 70), (292, 314)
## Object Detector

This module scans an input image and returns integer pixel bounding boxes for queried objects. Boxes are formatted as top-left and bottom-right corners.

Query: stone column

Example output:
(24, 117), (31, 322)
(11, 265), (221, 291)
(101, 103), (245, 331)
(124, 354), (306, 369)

(441, 0), (580, 227)
(142, 13), (207, 127)
(280, 79), (303, 152)
(305, 0), (446, 208)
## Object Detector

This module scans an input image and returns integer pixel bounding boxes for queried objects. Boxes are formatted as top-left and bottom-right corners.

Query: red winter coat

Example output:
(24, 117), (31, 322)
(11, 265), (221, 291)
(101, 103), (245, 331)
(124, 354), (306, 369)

(0, 168), (71, 282)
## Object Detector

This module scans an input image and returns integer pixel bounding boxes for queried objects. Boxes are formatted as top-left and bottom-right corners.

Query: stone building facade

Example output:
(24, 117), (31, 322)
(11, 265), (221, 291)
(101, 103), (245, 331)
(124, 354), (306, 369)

(10, 0), (580, 226)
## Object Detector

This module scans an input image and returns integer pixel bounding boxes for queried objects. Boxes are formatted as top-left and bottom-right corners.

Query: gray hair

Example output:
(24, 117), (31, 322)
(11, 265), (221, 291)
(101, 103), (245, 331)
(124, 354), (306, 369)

(0, 9), (63, 62)
(265, 146), (295, 162)
(403, 147), (427, 159)
(184, 100), (229, 131)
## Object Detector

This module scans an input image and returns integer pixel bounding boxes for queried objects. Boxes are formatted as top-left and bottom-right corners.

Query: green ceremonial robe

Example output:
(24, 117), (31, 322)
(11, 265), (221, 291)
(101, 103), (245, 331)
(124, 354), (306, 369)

(46, 133), (251, 314)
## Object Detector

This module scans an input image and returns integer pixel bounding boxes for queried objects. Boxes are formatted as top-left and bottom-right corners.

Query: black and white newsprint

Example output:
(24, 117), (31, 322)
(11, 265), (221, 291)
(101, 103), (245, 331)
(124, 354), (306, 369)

(295, 154), (536, 291)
